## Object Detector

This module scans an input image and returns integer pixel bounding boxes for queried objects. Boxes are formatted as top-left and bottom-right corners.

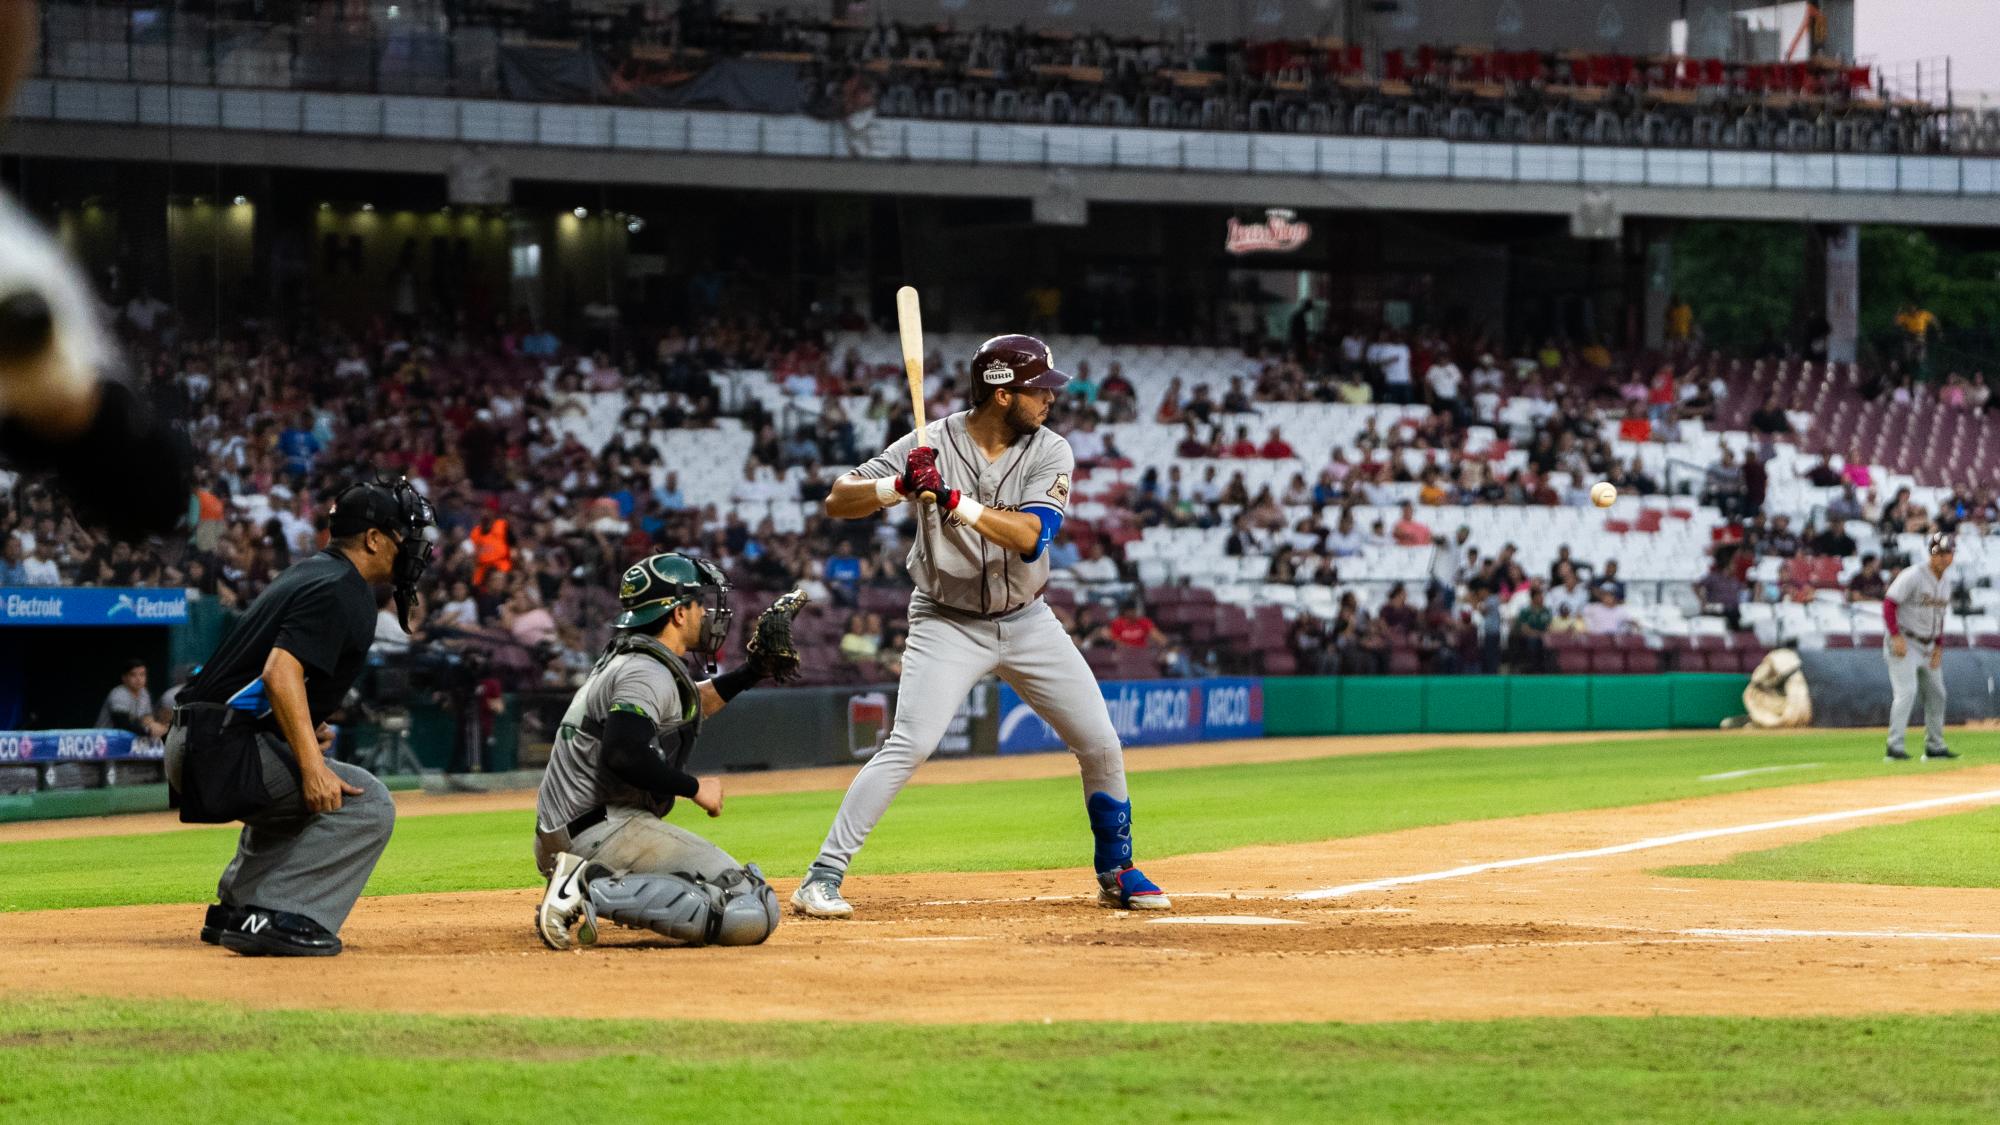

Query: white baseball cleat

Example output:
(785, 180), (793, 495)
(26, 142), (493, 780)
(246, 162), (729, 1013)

(790, 876), (854, 919)
(1098, 866), (1172, 911)
(535, 852), (597, 950)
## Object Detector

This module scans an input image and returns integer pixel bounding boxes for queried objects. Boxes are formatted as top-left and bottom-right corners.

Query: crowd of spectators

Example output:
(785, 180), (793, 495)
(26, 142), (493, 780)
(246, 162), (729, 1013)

(8, 262), (2000, 708)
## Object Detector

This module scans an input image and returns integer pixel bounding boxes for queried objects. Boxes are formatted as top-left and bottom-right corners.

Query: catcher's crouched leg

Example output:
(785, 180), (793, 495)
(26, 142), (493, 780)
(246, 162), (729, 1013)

(585, 864), (780, 947)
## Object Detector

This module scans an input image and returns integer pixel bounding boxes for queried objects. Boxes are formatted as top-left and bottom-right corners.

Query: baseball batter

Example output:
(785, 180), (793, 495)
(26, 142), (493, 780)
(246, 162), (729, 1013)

(1881, 531), (1960, 762)
(790, 334), (1170, 918)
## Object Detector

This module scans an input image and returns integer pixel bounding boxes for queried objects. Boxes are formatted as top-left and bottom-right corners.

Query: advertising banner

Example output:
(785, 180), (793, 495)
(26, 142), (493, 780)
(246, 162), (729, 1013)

(0, 588), (190, 627)
(997, 677), (1263, 754)
(0, 729), (163, 764)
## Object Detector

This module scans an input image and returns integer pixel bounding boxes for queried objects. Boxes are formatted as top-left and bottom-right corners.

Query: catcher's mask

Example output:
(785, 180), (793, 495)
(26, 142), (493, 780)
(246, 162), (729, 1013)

(616, 552), (733, 655)
(328, 477), (435, 632)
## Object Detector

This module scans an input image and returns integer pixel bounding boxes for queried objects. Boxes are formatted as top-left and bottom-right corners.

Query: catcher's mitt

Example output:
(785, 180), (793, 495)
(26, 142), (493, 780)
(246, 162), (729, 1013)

(745, 589), (808, 683)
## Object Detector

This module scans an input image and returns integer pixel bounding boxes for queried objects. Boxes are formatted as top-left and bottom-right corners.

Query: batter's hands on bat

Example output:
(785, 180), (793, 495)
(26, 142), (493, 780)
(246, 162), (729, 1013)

(1891, 635), (1908, 660)
(693, 776), (724, 818)
(900, 446), (938, 496)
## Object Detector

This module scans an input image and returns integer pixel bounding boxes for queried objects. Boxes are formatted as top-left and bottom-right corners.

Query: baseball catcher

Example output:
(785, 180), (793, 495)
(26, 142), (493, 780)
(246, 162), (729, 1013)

(532, 553), (803, 949)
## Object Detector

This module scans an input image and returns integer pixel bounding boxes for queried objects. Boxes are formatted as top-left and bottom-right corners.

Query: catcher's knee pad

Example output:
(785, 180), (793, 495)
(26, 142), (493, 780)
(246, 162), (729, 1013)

(711, 863), (781, 947)
(586, 871), (726, 946)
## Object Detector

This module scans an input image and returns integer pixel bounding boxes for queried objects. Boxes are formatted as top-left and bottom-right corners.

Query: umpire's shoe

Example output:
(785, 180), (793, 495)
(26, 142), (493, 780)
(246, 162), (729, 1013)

(199, 903), (245, 945)
(220, 907), (342, 957)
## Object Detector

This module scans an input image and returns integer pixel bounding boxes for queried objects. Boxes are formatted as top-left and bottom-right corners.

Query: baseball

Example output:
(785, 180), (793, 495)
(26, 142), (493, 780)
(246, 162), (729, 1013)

(1590, 481), (1617, 508)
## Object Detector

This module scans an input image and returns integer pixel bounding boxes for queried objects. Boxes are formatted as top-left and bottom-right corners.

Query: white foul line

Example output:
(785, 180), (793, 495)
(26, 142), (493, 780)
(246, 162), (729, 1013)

(1290, 787), (2000, 902)
(1683, 928), (2000, 941)
(1700, 763), (1823, 782)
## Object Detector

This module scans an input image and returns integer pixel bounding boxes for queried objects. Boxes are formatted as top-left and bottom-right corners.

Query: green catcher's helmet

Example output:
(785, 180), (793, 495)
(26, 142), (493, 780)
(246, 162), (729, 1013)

(614, 553), (733, 652)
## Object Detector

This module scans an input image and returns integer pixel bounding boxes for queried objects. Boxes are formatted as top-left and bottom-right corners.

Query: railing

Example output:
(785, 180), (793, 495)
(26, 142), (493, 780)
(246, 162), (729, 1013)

(17, 78), (2000, 202)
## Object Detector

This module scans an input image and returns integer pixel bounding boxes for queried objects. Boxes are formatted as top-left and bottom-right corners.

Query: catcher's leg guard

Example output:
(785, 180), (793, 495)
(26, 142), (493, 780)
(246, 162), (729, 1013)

(584, 865), (780, 947)
(586, 871), (725, 946)
(711, 863), (781, 946)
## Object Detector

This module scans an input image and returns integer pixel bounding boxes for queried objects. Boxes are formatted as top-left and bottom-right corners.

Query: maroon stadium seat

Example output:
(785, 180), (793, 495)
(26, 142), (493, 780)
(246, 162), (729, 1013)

(1556, 650), (1593, 674)
(1589, 650), (1627, 674)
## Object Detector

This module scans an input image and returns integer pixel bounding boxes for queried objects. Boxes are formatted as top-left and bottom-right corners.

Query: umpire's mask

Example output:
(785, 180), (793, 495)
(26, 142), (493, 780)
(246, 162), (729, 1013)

(329, 477), (436, 631)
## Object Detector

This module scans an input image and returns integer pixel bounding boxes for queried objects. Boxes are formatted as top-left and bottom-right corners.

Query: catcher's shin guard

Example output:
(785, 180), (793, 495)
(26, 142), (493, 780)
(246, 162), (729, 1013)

(585, 866), (779, 947)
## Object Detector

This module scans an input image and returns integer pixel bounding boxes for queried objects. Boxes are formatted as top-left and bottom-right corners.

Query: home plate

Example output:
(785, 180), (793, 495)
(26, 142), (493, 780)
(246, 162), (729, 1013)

(1146, 915), (1303, 926)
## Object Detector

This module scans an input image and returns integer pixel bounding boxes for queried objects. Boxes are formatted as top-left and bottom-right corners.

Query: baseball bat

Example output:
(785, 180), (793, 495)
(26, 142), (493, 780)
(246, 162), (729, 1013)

(894, 285), (937, 505)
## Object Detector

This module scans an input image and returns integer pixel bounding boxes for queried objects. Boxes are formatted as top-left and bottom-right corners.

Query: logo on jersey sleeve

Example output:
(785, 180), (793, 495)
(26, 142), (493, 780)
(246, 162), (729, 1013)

(1046, 472), (1072, 504)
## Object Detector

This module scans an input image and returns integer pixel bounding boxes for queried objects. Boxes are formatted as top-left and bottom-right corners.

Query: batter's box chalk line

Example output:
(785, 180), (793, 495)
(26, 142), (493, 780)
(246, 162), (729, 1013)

(1290, 787), (2000, 902)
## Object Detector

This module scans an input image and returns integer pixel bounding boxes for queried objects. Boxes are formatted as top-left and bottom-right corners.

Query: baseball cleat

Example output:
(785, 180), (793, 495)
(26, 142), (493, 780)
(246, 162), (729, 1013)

(1925, 748), (1960, 760)
(220, 907), (342, 957)
(200, 903), (244, 946)
(1885, 747), (1912, 761)
(790, 876), (853, 919)
(535, 852), (597, 950)
(1098, 866), (1171, 911)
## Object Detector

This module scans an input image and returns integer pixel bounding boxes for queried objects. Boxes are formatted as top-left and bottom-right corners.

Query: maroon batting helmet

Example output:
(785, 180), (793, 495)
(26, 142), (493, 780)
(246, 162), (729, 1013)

(970, 334), (1070, 392)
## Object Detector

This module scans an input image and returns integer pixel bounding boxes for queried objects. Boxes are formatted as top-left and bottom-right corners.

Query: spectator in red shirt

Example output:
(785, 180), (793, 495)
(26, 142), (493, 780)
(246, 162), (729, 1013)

(1392, 501), (1433, 546)
(1259, 427), (1295, 459)
(1225, 425), (1260, 458)
(1107, 602), (1169, 649)
(1175, 419), (1214, 459)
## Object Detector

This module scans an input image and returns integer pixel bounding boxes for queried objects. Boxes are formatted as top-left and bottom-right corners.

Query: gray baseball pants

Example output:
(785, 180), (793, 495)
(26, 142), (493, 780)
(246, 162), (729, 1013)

(164, 724), (395, 934)
(535, 809), (741, 881)
(812, 596), (1128, 874)
(1884, 636), (1948, 755)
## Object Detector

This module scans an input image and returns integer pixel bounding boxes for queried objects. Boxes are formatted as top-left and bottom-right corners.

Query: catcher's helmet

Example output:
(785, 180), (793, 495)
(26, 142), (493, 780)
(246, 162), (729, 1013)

(1929, 531), (1958, 556)
(616, 552), (733, 652)
(970, 334), (1070, 392)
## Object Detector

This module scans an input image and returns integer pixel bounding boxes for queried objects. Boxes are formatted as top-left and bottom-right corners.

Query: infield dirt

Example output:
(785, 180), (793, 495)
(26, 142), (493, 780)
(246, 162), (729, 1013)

(5, 734), (1997, 1025)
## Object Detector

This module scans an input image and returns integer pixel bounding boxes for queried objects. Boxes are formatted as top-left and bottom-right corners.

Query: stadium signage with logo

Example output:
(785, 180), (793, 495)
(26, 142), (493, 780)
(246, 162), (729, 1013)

(1224, 208), (1311, 255)
(996, 677), (1264, 754)
(0, 729), (162, 763)
(0, 587), (188, 626)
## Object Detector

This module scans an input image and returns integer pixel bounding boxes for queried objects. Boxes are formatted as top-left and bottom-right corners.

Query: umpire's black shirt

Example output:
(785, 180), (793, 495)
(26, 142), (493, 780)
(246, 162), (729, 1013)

(182, 550), (378, 726)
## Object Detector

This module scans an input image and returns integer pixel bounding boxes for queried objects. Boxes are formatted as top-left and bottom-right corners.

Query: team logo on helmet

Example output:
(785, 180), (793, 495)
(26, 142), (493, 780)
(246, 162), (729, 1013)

(982, 360), (1015, 384)
(619, 564), (646, 599)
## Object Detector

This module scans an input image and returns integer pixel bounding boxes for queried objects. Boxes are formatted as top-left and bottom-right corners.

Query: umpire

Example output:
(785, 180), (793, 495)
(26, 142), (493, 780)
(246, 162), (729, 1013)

(167, 479), (434, 956)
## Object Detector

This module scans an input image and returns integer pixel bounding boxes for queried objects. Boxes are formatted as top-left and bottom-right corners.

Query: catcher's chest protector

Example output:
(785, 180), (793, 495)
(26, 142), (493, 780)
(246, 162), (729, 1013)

(585, 634), (703, 771)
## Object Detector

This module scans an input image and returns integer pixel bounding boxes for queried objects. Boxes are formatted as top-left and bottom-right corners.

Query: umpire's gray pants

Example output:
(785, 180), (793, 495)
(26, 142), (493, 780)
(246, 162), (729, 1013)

(534, 808), (740, 882)
(1885, 637), (1949, 755)
(165, 724), (395, 934)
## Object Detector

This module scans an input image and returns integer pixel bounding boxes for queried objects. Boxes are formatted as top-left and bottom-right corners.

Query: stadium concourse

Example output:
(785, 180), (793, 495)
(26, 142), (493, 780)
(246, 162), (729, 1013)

(8, 312), (2000, 696)
(37, 3), (1984, 155)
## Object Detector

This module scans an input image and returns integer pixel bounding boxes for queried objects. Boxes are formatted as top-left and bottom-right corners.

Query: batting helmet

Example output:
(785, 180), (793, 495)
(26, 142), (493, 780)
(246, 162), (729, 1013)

(970, 334), (1070, 392)
(615, 552), (733, 653)
(1929, 531), (1958, 556)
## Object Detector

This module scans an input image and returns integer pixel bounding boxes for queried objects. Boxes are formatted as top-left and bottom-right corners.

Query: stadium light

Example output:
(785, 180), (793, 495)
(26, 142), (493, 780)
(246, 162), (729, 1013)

(573, 207), (589, 219)
(232, 196), (248, 207)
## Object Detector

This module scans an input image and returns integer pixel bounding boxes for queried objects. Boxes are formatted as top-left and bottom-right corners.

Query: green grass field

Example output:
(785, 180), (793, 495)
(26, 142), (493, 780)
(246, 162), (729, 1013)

(0, 731), (1972, 913)
(1663, 805), (2000, 889)
(5, 998), (2000, 1124)
(8, 731), (2000, 1122)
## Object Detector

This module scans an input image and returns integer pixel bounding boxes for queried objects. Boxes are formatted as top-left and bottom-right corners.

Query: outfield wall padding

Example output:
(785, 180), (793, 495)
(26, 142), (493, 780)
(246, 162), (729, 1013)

(1259, 673), (1747, 737)
(1799, 649), (2000, 727)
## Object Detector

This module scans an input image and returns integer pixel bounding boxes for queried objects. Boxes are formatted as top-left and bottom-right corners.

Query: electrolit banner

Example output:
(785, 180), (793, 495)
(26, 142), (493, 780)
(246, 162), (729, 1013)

(996, 677), (1263, 754)
(0, 587), (189, 626)
(0, 729), (164, 764)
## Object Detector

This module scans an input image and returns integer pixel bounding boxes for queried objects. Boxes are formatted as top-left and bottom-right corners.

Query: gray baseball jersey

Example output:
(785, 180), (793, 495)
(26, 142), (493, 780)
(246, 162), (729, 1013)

(1886, 563), (1955, 640)
(852, 410), (1074, 615)
(536, 647), (694, 831)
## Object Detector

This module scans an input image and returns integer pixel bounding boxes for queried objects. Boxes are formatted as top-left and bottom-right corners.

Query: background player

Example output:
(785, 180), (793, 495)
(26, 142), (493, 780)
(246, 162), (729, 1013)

(1882, 531), (1960, 762)
(532, 553), (802, 949)
(791, 334), (1170, 918)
